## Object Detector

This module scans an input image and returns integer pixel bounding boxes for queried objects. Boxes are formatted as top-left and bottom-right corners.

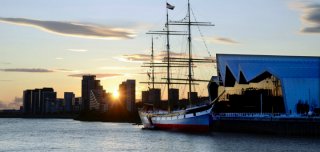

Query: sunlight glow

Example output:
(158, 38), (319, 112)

(113, 89), (119, 99)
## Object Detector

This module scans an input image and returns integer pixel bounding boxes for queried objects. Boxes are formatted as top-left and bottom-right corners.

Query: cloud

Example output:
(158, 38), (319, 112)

(1, 68), (54, 73)
(201, 36), (239, 45)
(98, 66), (141, 70)
(1, 68), (80, 73)
(54, 69), (79, 73)
(0, 80), (12, 82)
(67, 49), (88, 52)
(7, 97), (22, 109)
(0, 101), (7, 109)
(137, 72), (166, 75)
(0, 17), (135, 40)
(0, 62), (11, 65)
(290, 2), (320, 34)
(115, 51), (188, 63)
(115, 54), (151, 62)
(68, 73), (123, 78)
(0, 97), (22, 110)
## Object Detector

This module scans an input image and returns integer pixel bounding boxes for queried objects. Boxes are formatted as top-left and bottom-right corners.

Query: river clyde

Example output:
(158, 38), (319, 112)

(0, 119), (320, 152)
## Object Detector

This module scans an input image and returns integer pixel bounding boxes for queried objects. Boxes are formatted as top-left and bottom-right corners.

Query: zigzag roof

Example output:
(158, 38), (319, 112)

(216, 54), (320, 86)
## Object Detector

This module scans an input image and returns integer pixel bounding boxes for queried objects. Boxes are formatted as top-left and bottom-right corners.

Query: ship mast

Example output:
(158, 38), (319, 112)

(168, 0), (215, 106)
(151, 36), (155, 89)
(166, 6), (172, 112)
(187, 0), (192, 106)
(141, 1), (214, 111)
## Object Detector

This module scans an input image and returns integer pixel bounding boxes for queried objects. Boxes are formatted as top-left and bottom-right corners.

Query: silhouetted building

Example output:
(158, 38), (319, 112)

(169, 88), (179, 110)
(73, 97), (82, 113)
(189, 92), (198, 103)
(216, 54), (320, 114)
(55, 98), (64, 112)
(119, 80), (136, 112)
(41, 88), (56, 114)
(81, 75), (110, 112)
(82, 75), (101, 111)
(149, 89), (161, 109)
(142, 91), (149, 104)
(64, 92), (75, 113)
(23, 88), (56, 114)
(23, 90), (33, 114)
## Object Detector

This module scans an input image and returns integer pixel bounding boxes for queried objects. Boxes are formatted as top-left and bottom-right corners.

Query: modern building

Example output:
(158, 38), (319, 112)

(23, 88), (56, 114)
(23, 90), (33, 114)
(41, 88), (57, 114)
(142, 89), (161, 110)
(119, 80), (136, 112)
(64, 92), (75, 113)
(213, 54), (320, 114)
(82, 75), (103, 111)
(73, 97), (82, 113)
(55, 98), (64, 113)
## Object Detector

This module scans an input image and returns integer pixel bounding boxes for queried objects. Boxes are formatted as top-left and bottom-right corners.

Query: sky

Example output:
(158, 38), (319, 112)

(0, 0), (319, 109)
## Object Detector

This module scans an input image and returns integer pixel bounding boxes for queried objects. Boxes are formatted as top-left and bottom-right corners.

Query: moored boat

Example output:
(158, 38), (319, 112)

(139, 0), (216, 132)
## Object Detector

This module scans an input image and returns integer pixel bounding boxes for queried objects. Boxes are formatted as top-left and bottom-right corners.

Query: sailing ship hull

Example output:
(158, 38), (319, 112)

(139, 106), (213, 132)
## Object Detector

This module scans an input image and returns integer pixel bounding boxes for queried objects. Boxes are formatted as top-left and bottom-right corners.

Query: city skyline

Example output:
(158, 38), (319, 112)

(1, 0), (320, 109)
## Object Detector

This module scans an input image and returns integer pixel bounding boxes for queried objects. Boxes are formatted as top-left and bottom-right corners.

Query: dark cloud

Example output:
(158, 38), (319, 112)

(302, 26), (320, 33)
(68, 73), (123, 78)
(297, 3), (320, 33)
(1, 68), (54, 73)
(0, 17), (134, 39)
(212, 37), (239, 44)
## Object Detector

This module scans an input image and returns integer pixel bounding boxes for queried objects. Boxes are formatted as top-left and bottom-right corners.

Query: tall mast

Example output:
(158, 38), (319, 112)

(187, 0), (192, 106)
(166, 5), (171, 112)
(151, 36), (155, 89)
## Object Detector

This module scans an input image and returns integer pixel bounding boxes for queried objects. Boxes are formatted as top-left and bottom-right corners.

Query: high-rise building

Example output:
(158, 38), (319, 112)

(81, 75), (97, 111)
(23, 88), (56, 114)
(119, 80), (136, 112)
(41, 88), (56, 114)
(64, 92), (75, 113)
(82, 75), (109, 112)
(23, 90), (33, 114)
(31, 89), (40, 114)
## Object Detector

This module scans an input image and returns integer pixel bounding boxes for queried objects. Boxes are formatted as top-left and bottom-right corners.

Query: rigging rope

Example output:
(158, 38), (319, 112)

(191, 8), (212, 58)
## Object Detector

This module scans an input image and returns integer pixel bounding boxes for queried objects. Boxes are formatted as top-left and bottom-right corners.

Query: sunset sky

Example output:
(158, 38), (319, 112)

(0, 0), (319, 109)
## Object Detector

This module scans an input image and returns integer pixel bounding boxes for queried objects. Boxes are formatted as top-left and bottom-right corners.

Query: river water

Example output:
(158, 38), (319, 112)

(0, 119), (319, 152)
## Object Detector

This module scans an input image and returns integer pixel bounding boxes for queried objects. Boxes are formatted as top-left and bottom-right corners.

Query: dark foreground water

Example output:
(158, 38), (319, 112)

(0, 119), (320, 152)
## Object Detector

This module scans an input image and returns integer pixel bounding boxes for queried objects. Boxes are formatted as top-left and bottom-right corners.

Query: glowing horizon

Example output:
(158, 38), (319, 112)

(0, 0), (320, 109)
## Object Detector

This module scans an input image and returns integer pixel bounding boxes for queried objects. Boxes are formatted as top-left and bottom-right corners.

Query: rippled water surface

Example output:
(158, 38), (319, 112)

(0, 119), (319, 152)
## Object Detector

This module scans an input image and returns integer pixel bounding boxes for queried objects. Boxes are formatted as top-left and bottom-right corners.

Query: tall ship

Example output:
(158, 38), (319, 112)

(138, 0), (218, 132)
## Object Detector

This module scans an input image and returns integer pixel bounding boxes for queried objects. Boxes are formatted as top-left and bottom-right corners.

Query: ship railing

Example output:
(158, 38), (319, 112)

(216, 113), (285, 118)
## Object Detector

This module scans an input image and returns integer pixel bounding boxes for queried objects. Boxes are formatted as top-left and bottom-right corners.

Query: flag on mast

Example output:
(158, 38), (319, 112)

(166, 3), (175, 10)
